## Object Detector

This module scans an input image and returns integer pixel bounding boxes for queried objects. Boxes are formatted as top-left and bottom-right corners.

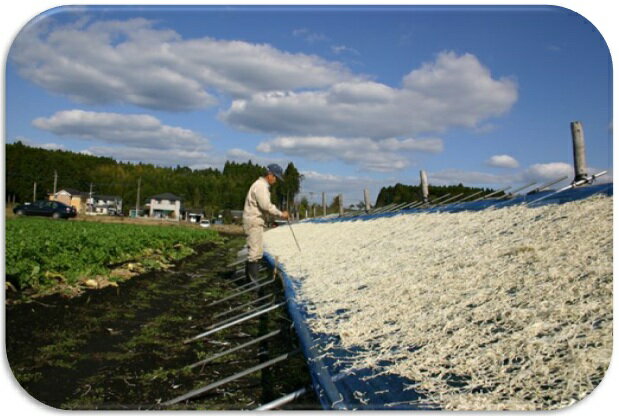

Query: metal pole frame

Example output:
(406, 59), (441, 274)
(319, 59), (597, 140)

(471, 186), (512, 202)
(213, 293), (275, 319)
(527, 171), (607, 206)
(189, 329), (282, 369)
(498, 181), (538, 200)
(226, 257), (248, 268)
(424, 193), (452, 207)
(527, 176), (568, 194)
(450, 189), (485, 204)
(185, 302), (285, 343)
(162, 349), (300, 406)
(383, 201), (410, 213)
(232, 274), (272, 293)
(207, 277), (276, 308)
(204, 299), (278, 331)
(255, 385), (311, 410)
(432, 193), (464, 206)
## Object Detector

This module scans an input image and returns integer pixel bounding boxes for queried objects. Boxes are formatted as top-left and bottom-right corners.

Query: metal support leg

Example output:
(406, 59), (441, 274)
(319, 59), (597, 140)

(189, 329), (281, 369)
(214, 293), (275, 319)
(226, 257), (248, 268)
(233, 274), (272, 293)
(255, 386), (311, 410)
(184, 302), (285, 344)
(207, 278), (275, 307)
(162, 349), (300, 406)
(205, 300), (277, 331)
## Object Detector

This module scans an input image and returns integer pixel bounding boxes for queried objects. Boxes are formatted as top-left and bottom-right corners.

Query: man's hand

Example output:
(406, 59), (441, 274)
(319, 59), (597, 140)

(281, 211), (290, 220)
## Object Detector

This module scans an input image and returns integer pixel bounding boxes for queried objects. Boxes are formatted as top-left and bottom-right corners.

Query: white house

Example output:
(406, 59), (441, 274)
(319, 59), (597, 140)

(146, 193), (183, 220)
(89, 194), (123, 215)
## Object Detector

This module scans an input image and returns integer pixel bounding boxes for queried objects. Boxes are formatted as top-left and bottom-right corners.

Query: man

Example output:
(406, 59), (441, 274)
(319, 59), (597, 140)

(243, 164), (289, 281)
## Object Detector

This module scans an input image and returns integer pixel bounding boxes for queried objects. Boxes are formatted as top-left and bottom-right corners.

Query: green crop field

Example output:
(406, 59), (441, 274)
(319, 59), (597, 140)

(6, 217), (222, 293)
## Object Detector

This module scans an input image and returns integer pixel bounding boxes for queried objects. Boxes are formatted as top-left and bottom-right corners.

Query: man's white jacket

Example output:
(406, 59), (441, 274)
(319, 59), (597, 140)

(243, 177), (283, 227)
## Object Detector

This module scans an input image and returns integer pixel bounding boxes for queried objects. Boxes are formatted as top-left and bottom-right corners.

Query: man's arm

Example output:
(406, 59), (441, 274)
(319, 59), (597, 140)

(255, 183), (285, 218)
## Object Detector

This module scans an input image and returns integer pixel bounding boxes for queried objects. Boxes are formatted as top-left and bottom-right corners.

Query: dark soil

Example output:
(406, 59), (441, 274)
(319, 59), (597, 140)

(5, 237), (319, 410)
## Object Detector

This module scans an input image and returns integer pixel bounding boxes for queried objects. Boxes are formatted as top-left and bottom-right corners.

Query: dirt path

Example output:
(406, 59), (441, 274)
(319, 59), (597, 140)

(6, 237), (317, 410)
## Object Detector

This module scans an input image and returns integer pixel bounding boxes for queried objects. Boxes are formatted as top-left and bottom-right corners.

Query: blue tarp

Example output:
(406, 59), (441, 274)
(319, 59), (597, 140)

(264, 183), (612, 409)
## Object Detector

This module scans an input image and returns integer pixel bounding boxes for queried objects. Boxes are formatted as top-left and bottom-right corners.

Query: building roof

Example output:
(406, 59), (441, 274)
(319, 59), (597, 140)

(57, 188), (89, 197)
(148, 192), (183, 201)
(93, 194), (122, 201)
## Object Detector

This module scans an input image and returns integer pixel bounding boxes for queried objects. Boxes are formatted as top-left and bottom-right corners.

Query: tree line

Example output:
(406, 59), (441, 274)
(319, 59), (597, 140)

(375, 182), (499, 207)
(6, 141), (302, 216)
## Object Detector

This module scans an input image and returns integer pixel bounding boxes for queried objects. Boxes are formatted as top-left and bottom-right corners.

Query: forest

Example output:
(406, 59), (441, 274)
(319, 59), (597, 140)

(5, 142), (302, 216)
(6, 142), (496, 216)
(374, 182), (499, 207)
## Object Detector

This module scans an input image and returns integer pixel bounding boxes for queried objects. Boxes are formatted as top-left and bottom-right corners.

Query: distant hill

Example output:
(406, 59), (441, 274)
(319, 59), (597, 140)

(5, 141), (300, 214)
(375, 182), (499, 207)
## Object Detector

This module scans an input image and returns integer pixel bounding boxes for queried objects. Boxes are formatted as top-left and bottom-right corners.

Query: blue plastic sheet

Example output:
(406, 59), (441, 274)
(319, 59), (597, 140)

(306, 183), (612, 223)
(264, 183), (612, 409)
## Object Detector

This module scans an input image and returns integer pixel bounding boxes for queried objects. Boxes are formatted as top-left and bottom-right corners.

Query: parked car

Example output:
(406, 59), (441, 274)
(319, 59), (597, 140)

(199, 219), (211, 228)
(13, 200), (77, 219)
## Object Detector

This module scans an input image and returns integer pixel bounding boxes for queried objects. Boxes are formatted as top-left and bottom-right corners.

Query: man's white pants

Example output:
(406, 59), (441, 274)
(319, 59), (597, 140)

(243, 223), (264, 262)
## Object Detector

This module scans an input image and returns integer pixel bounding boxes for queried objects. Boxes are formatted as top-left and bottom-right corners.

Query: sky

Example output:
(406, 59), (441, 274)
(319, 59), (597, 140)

(1, 4), (618, 415)
(4, 5), (613, 205)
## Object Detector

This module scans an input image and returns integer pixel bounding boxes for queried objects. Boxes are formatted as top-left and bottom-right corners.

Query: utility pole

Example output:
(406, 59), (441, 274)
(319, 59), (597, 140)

(53, 170), (58, 199)
(89, 183), (94, 213)
(136, 177), (141, 216)
(322, 192), (326, 216)
(33, 181), (37, 202)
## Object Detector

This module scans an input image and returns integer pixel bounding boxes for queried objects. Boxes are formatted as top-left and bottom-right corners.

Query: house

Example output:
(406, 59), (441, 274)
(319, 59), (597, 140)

(89, 194), (123, 216)
(145, 193), (183, 220)
(230, 210), (244, 222)
(50, 188), (89, 213)
(184, 209), (205, 223)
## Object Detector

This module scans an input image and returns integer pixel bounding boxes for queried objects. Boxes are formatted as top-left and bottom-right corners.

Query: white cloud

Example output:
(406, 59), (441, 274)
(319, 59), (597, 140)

(11, 17), (357, 111)
(86, 145), (223, 170)
(486, 154), (520, 168)
(429, 169), (515, 187)
(257, 136), (443, 172)
(428, 161), (611, 190)
(225, 148), (288, 167)
(292, 28), (329, 43)
(10, 137), (66, 151)
(33, 110), (210, 151)
(300, 170), (387, 206)
(331, 44), (359, 55)
(520, 162), (573, 183)
(222, 51), (517, 139)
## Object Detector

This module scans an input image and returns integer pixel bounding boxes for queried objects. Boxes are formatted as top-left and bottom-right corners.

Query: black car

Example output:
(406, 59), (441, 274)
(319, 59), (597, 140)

(13, 200), (77, 219)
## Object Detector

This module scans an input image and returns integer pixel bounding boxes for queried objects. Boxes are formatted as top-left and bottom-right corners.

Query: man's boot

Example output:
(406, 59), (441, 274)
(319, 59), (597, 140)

(247, 261), (260, 283)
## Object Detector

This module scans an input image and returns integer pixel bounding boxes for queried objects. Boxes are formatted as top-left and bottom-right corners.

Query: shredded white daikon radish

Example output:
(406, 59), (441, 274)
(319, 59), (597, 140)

(264, 195), (612, 410)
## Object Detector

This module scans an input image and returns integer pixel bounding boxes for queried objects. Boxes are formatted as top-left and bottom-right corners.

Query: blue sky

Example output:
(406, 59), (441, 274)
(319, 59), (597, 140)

(5, 5), (613, 204)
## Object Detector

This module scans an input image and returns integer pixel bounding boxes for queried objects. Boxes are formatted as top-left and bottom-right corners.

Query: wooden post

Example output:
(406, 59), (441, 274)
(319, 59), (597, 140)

(136, 177), (141, 216)
(338, 193), (344, 217)
(89, 183), (93, 213)
(322, 192), (326, 216)
(53, 170), (58, 199)
(364, 188), (371, 212)
(33, 182), (37, 202)
(570, 121), (588, 182)
(420, 170), (429, 203)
